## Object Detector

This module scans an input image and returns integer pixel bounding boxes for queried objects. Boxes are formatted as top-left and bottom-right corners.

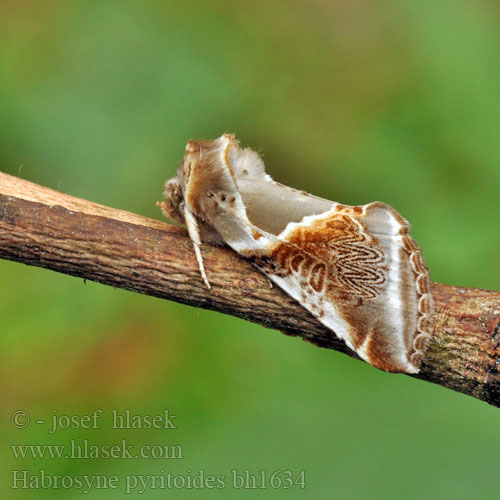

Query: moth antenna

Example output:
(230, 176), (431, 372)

(184, 206), (211, 289)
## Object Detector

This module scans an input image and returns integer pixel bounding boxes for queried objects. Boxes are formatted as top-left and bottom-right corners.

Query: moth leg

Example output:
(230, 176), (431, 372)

(183, 206), (211, 289)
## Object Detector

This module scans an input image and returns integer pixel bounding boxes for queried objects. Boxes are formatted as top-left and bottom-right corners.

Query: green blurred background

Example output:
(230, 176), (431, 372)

(1, 1), (499, 498)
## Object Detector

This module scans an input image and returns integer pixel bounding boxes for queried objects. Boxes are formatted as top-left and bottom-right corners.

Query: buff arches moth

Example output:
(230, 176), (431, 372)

(158, 134), (433, 373)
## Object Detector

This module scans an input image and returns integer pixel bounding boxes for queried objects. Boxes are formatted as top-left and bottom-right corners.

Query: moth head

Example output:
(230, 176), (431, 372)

(160, 133), (258, 228)
(158, 176), (186, 225)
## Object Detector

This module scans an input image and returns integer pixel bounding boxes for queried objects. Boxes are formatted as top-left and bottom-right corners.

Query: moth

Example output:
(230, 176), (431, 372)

(159, 134), (433, 373)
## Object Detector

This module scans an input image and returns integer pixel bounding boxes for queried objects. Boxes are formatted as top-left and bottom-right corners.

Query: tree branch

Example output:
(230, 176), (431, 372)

(1, 171), (499, 407)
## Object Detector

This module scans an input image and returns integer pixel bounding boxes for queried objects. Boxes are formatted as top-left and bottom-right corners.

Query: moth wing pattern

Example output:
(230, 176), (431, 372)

(248, 202), (432, 373)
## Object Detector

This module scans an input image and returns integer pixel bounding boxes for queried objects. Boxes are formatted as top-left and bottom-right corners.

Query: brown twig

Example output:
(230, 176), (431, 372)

(1, 171), (499, 406)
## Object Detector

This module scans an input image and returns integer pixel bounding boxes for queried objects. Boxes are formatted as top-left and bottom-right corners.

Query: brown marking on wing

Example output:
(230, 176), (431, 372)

(272, 211), (386, 300)
(365, 326), (401, 372)
(290, 254), (305, 272)
(310, 263), (327, 293)
(260, 206), (432, 371)
(331, 302), (369, 350)
(336, 204), (363, 215)
(253, 210), (389, 353)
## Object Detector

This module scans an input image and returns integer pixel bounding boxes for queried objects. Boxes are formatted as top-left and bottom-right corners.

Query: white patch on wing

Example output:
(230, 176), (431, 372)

(384, 212), (408, 368)
(268, 274), (356, 353)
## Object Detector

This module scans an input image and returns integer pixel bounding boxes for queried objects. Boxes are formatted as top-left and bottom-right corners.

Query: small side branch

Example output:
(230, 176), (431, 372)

(1, 172), (499, 406)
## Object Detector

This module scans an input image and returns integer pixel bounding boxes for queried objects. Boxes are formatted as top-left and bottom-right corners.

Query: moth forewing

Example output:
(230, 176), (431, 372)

(160, 134), (433, 374)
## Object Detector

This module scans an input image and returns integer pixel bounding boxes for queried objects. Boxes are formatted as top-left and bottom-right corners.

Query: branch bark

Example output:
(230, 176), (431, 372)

(1, 171), (499, 407)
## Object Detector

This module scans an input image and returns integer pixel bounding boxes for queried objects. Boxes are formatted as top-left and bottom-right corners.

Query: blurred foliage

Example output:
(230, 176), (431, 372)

(1, 1), (499, 498)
